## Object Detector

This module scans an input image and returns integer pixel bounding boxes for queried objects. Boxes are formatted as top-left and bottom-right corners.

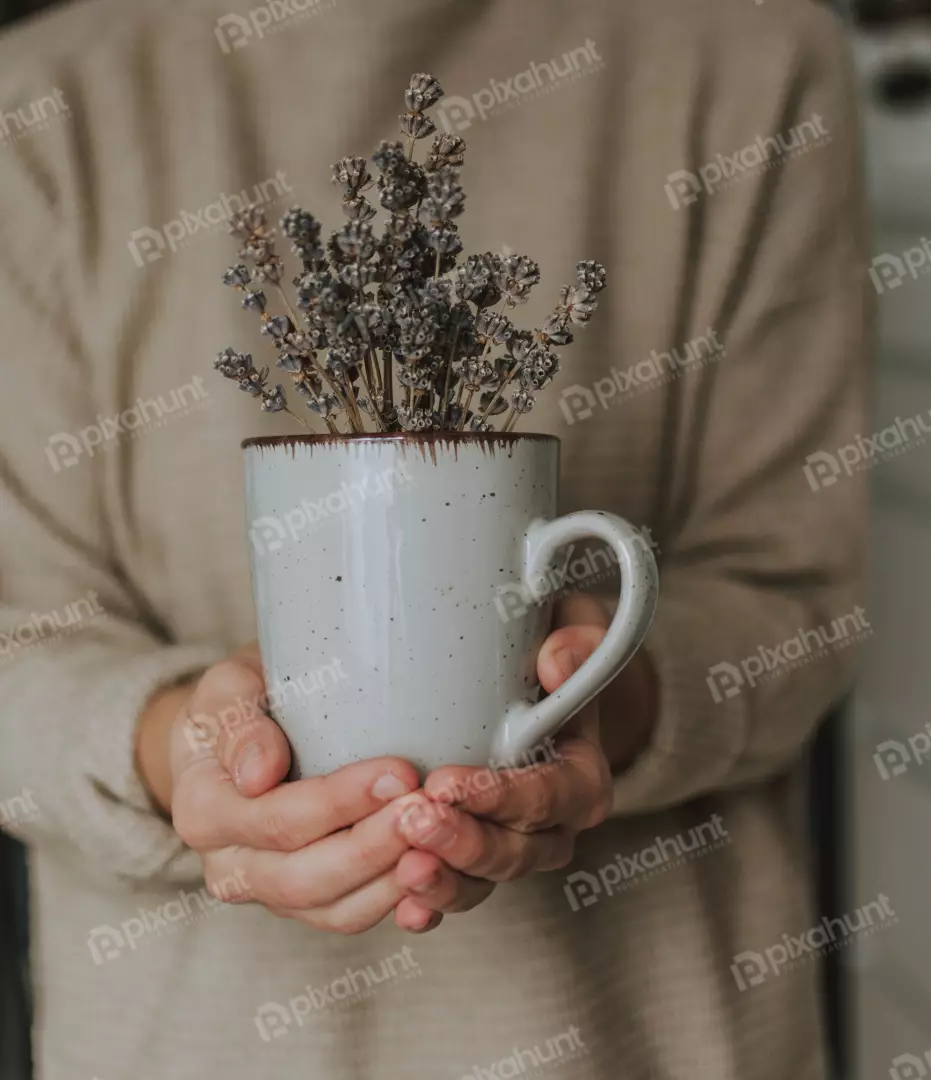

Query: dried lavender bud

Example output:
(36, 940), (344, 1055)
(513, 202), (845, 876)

(331, 156), (373, 195)
(249, 257), (284, 285)
(382, 214), (418, 244)
(559, 284), (598, 325)
(281, 206), (321, 244)
(507, 330), (536, 364)
(424, 224), (462, 256)
(242, 290), (267, 314)
(283, 330), (317, 355)
(305, 392), (341, 419)
(214, 347), (253, 379)
(280, 207), (324, 262)
(577, 260), (607, 293)
(512, 389), (535, 414)
(455, 254), (501, 308)
(342, 196), (377, 223)
(377, 164), (424, 212)
(396, 359), (440, 391)
(496, 255), (541, 306)
(426, 133), (466, 171)
(460, 358), (499, 391)
(479, 390), (509, 416)
(519, 350), (560, 391)
(418, 279), (452, 306)
(277, 351), (304, 374)
(222, 264), (251, 288)
(229, 206), (269, 239)
(333, 221), (377, 262)
(316, 285), (350, 320)
(476, 310), (514, 346)
(336, 262), (379, 289)
(470, 416), (494, 432)
(260, 315), (293, 343)
(261, 384), (287, 412)
(239, 237), (277, 265)
(405, 73), (444, 112)
(399, 111), (437, 140)
(351, 302), (387, 340)
(396, 404), (434, 431)
(372, 140), (408, 172)
(239, 365), (270, 397)
(396, 310), (439, 360)
(420, 165), (465, 223)
(539, 314), (574, 347)
(294, 372), (324, 397)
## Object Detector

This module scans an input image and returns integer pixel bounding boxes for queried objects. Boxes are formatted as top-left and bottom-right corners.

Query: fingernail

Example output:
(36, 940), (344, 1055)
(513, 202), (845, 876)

(552, 647), (577, 682)
(372, 772), (412, 801)
(400, 804), (455, 848)
(234, 744), (265, 789)
(406, 909), (437, 933)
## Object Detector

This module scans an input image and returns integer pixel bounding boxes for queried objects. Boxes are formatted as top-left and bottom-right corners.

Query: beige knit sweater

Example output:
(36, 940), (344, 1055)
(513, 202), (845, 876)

(0, 1), (871, 1078)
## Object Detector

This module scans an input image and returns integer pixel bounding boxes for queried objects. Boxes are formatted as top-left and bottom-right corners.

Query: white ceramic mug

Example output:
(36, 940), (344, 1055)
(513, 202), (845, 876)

(243, 433), (658, 778)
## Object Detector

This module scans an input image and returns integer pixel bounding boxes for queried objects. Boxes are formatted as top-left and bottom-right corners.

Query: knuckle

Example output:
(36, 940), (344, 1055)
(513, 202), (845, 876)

(500, 839), (537, 881)
(517, 786), (556, 831)
(260, 810), (307, 852)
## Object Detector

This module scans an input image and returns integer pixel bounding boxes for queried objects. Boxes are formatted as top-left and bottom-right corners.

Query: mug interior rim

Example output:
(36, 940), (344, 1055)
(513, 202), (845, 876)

(242, 432), (560, 450)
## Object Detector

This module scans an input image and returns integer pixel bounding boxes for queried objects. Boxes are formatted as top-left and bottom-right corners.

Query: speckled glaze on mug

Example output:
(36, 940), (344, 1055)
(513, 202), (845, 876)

(243, 433), (658, 778)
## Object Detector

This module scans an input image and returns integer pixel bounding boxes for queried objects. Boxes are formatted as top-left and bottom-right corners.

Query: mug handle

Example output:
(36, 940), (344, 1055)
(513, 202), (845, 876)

(490, 511), (659, 764)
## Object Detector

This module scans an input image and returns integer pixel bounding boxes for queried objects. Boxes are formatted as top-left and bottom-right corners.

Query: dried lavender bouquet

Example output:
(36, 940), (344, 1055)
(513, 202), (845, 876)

(214, 73), (606, 435)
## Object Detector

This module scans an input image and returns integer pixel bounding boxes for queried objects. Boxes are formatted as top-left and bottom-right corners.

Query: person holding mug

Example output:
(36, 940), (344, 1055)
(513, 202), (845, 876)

(0, 0), (868, 1077)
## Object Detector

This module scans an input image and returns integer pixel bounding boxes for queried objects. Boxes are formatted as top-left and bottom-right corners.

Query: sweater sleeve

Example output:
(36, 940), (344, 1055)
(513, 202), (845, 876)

(611, 10), (872, 815)
(0, 108), (222, 884)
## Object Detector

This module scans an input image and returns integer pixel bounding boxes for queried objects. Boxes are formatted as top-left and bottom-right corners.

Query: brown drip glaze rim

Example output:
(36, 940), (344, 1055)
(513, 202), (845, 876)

(242, 432), (559, 449)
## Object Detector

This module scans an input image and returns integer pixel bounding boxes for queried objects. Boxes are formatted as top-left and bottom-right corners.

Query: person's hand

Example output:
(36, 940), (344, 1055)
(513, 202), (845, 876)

(136, 643), (436, 934)
(391, 594), (657, 932)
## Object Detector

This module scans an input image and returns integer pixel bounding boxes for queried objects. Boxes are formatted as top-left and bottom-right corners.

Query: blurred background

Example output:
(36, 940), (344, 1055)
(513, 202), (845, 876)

(1, 0), (929, 1077)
